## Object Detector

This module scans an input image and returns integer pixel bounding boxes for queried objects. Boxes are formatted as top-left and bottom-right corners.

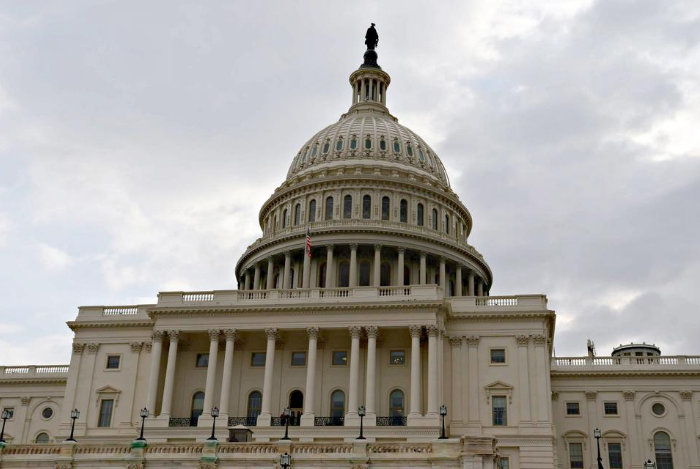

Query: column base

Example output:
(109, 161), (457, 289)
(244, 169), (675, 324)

(300, 413), (316, 427)
(344, 412), (360, 426)
(256, 412), (272, 427)
(152, 415), (172, 428)
(408, 414), (440, 426)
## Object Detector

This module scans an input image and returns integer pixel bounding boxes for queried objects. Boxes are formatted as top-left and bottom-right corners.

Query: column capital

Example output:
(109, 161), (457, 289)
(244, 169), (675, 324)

(551, 391), (559, 401)
(264, 328), (278, 340)
(285, 250), (292, 258)
(533, 334), (547, 346)
(467, 270), (475, 278)
(419, 250), (427, 258)
(208, 329), (221, 341)
(306, 326), (320, 339)
(397, 247), (405, 253)
(585, 391), (597, 401)
(151, 330), (166, 341)
(680, 390), (692, 401)
(516, 335), (531, 346)
(327, 244), (335, 252)
(374, 244), (382, 251)
(426, 325), (439, 338)
(623, 390), (636, 401)
(448, 336), (462, 348)
(349, 326), (362, 339)
(466, 335), (480, 346)
(224, 329), (237, 341)
(408, 325), (422, 338)
(350, 243), (358, 250)
(365, 326), (379, 338)
(87, 343), (100, 354)
(72, 343), (85, 354)
(130, 342), (144, 353)
(167, 330), (180, 341)
(439, 256), (446, 263)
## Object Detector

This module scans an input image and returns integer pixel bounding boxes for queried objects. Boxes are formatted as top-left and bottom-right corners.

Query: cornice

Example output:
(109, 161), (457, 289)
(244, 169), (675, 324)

(67, 320), (154, 331)
(551, 370), (700, 378)
(0, 378), (67, 385)
(447, 311), (555, 322)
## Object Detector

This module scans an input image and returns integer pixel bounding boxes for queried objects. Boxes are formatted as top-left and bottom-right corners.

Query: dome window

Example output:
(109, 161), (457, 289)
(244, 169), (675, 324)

(350, 137), (358, 150)
(381, 196), (390, 221)
(379, 138), (387, 151)
(417, 203), (424, 226)
(393, 141), (401, 153)
(336, 139), (344, 151)
(325, 197), (334, 220)
(426, 152), (434, 168)
(301, 148), (308, 164)
(362, 195), (372, 219)
(365, 137), (372, 150)
(323, 141), (330, 154)
(311, 145), (318, 157)
(343, 195), (352, 219)
(418, 149), (426, 162)
(406, 144), (413, 157)
(308, 200), (317, 223)
(400, 199), (408, 223)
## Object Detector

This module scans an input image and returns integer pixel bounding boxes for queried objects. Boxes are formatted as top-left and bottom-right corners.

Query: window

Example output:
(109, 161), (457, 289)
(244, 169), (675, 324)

(362, 195), (371, 219)
(308, 200), (316, 223)
(652, 402), (666, 416)
(444, 214), (450, 234)
(42, 407), (54, 420)
(432, 208), (438, 230)
(282, 208), (288, 228)
(498, 458), (510, 469)
(350, 137), (358, 150)
(608, 442), (623, 469)
(98, 399), (114, 427)
(418, 148), (426, 161)
(393, 140), (401, 153)
(654, 431), (674, 469)
(365, 137), (372, 149)
(2, 408), (13, 419)
(490, 349), (506, 364)
(343, 194), (352, 219)
(195, 353), (209, 367)
(569, 442), (584, 469)
(417, 203), (424, 226)
(407, 144), (413, 157)
(400, 199), (408, 223)
(35, 432), (50, 444)
(318, 262), (327, 288)
(323, 141), (330, 154)
(390, 350), (405, 365)
(379, 138), (387, 151)
(289, 390), (304, 412)
(403, 265), (410, 286)
(381, 196), (390, 220)
(336, 139), (344, 151)
(339, 261), (350, 287)
(380, 262), (391, 287)
(291, 351), (307, 367)
(301, 149), (308, 164)
(251, 352), (266, 367)
(492, 396), (507, 426)
(359, 261), (371, 286)
(190, 392), (204, 426)
(106, 355), (120, 369)
(294, 203), (301, 225)
(566, 402), (581, 416)
(389, 389), (405, 416)
(332, 351), (348, 366)
(330, 390), (346, 417)
(325, 197), (334, 220)
(604, 402), (618, 415)
(311, 145), (317, 157)
(247, 391), (262, 418)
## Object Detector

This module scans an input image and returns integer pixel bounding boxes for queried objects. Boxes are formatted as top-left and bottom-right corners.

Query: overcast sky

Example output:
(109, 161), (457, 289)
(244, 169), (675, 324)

(1, 0), (699, 365)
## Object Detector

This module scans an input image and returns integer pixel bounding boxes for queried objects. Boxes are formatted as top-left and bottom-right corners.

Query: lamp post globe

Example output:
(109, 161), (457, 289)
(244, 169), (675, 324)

(593, 428), (604, 469)
(0, 409), (11, 443)
(66, 409), (80, 442)
(357, 405), (366, 440)
(280, 451), (292, 468)
(644, 460), (656, 469)
(135, 407), (149, 442)
(438, 404), (448, 439)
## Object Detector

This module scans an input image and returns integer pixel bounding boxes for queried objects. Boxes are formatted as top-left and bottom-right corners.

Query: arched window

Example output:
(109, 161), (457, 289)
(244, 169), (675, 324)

(654, 431), (674, 469)
(247, 391), (262, 418)
(417, 203), (424, 226)
(444, 214), (450, 234)
(191, 391), (205, 426)
(362, 195), (371, 219)
(35, 432), (50, 444)
(294, 203), (301, 226)
(400, 199), (408, 223)
(389, 390), (405, 417)
(319, 262), (327, 288)
(338, 261), (350, 287)
(343, 195), (352, 219)
(404, 265), (410, 286)
(311, 145), (318, 158)
(350, 137), (358, 150)
(365, 137), (372, 149)
(282, 209), (288, 228)
(382, 196), (390, 221)
(379, 138), (387, 151)
(393, 140), (401, 153)
(359, 261), (371, 286)
(336, 138), (344, 151)
(330, 390), (346, 417)
(325, 197), (334, 220)
(308, 200), (316, 223)
(289, 390), (304, 425)
(380, 262), (391, 287)
(323, 141), (330, 154)
(406, 144), (413, 157)
(432, 209), (438, 230)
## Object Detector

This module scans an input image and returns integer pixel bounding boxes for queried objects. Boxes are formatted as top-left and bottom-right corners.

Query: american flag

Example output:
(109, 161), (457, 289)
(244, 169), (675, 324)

(306, 225), (312, 258)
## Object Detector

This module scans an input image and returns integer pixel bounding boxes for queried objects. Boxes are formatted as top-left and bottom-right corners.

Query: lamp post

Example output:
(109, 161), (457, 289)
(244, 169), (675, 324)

(644, 460), (656, 469)
(280, 407), (291, 441)
(593, 428), (604, 469)
(357, 405), (366, 440)
(438, 405), (448, 439)
(135, 407), (149, 442)
(280, 451), (292, 468)
(66, 409), (80, 442)
(0, 409), (10, 443)
(207, 407), (219, 441)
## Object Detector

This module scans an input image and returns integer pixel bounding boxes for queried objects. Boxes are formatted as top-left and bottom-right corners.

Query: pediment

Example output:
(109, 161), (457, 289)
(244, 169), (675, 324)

(95, 385), (121, 394)
(484, 380), (513, 403)
(485, 380), (513, 390)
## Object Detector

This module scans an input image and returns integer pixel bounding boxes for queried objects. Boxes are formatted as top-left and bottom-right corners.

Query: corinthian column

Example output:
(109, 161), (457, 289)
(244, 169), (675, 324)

(301, 327), (320, 426)
(266, 258), (275, 290)
(373, 245), (381, 287)
(146, 331), (165, 416)
(426, 325), (439, 418)
(201, 329), (220, 420)
(408, 325), (422, 420)
(159, 330), (180, 418)
(346, 326), (362, 422)
(449, 336), (463, 423)
(257, 328), (278, 426)
(455, 267), (462, 296)
(283, 251), (292, 289)
(397, 248), (405, 286)
(326, 245), (335, 288)
(219, 329), (236, 418)
(349, 244), (358, 287)
(365, 326), (378, 421)
(419, 252), (427, 285)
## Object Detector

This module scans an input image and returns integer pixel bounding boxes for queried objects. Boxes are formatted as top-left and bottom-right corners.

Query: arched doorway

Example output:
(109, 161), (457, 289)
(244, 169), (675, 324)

(247, 391), (262, 419)
(288, 390), (304, 425)
(191, 391), (205, 426)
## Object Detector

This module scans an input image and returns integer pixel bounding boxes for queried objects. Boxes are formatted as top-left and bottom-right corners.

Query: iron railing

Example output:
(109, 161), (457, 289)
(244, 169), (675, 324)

(227, 416), (258, 427)
(169, 417), (196, 427)
(376, 416), (407, 426)
(314, 416), (345, 426)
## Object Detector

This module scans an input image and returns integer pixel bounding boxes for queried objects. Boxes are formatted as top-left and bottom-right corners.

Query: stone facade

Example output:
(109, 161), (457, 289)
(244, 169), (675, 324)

(1, 38), (698, 469)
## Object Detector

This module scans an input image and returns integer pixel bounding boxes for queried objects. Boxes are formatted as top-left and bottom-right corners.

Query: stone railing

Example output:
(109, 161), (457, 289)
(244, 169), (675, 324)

(552, 355), (700, 369)
(247, 218), (485, 260)
(102, 306), (138, 315)
(449, 294), (548, 312)
(0, 365), (69, 377)
(72, 304), (154, 323)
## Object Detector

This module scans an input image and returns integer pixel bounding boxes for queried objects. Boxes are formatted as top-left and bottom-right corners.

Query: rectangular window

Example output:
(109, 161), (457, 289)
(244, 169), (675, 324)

(332, 350), (348, 366)
(390, 350), (405, 365)
(569, 442), (584, 468)
(98, 399), (114, 427)
(604, 402), (618, 415)
(566, 402), (580, 415)
(2, 407), (14, 419)
(498, 458), (510, 469)
(608, 442), (623, 469)
(492, 396), (507, 426)
(490, 349), (506, 364)
(251, 352), (266, 367)
(291, 351), (307, 367)
(106, 355), (121, 369)
(196, 353), (209, 368)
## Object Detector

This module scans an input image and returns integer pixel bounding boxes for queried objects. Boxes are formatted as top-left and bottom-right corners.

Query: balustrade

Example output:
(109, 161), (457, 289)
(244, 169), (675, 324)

(314, 416), (345, 426)
(376, 416), (407, 426)
(227, 416), (258, 427)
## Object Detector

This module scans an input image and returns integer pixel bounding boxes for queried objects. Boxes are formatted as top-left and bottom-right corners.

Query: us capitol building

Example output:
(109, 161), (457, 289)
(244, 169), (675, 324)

(1, 27), (698, 469)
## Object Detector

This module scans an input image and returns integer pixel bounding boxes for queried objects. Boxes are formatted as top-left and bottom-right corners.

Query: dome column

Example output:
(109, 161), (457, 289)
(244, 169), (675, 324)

(373, 245), (381, 287)
(397, 248), (405, 286)
(419, 252), (427, 285)
(439, 257), (446, 291)
(349, 244), (358, 287)
(244, 271), (251, 290)
(302, 248), (311, 289)
(266, 258), (275, 290)
(253, 264), (261, 290)
(477, 278), (484, 297)
(326, 245), (335, 288)
(455, 267), (463, 296)
(468, 271), (475, 296)
(283, 251), (292, 289)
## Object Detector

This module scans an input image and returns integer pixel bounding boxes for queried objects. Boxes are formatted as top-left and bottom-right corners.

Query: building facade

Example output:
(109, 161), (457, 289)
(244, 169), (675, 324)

(1, 36), (698, 469)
